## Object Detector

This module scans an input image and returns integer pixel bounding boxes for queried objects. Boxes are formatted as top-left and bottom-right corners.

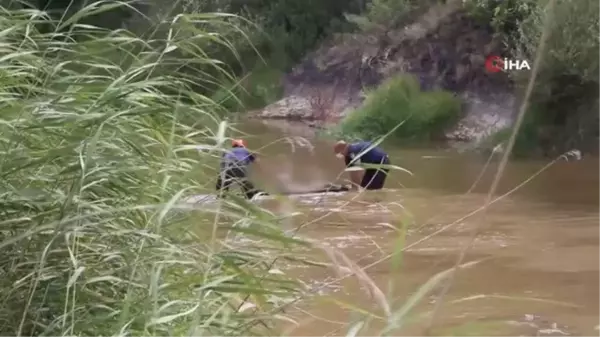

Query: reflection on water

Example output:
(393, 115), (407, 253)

(229, 119), (599, 336)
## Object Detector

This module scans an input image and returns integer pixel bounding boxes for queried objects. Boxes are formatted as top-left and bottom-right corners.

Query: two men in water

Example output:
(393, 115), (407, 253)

(216, 138), (390, 199)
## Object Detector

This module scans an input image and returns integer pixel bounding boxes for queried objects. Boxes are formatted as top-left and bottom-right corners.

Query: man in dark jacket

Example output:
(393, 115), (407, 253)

(216, 139), (259, 199)
(333, 140), (390, 190)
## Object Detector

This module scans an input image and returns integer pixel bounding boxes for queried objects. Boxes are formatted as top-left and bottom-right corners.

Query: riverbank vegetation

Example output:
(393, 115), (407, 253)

(264, 0), (598, 157)
(0, 6), (308, 335)
(464, 0), (599, 156)
(28, 0), (598, 157)
(333, 75), (463, 142)
(333, 0), (599, 156)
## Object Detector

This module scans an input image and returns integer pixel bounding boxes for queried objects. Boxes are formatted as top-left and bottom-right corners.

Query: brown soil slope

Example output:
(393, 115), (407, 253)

(257, 1), (519, 143)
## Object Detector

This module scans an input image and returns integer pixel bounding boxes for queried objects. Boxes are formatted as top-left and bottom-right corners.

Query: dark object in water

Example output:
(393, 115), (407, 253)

(186, 183), (350, 205)
(259, 183), (351, 196)
(294, 183), (351, 194)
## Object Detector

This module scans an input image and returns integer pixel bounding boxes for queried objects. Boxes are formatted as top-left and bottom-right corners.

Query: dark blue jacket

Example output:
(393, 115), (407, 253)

(344, 141), (388, 167)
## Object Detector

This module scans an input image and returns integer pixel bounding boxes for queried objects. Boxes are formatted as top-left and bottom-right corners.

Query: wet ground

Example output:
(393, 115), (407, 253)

(224, 120), (599, 336)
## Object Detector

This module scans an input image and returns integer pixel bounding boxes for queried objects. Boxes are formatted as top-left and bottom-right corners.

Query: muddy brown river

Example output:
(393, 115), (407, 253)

(229, 119), (599, 336)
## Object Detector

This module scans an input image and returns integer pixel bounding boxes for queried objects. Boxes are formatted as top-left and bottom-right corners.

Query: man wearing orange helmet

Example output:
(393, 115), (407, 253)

(216, 139), (259, 199)
(333, 140), (390, 190)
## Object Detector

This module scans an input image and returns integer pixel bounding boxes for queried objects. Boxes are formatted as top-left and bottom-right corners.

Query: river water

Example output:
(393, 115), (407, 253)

(231, 119), (599, 336)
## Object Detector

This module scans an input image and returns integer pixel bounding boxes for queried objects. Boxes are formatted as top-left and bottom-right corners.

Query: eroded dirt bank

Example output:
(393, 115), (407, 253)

(252, 1), (517, 146)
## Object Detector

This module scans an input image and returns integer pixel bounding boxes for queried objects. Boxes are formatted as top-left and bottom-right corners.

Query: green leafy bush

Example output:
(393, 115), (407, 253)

(464, 0), (599, 155)
(344, 0), (417, 32)
(337, 75), (462, 142)
(463, 0), (537, 41)
(481, 106), (544, 157)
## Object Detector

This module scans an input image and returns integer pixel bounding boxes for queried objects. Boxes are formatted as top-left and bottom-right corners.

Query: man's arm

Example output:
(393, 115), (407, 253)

(248, 152), (259, 165)
(348, 170), (363, 189)
(219, 152), (228, 170)
(344, 153), (363, 189)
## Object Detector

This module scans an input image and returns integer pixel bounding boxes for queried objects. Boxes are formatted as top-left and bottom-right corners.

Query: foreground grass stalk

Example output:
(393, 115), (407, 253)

(0, 4), (306, 336)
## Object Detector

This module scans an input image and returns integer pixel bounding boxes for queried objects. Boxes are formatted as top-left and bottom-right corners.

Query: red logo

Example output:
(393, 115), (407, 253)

(485, 55), (504, 73)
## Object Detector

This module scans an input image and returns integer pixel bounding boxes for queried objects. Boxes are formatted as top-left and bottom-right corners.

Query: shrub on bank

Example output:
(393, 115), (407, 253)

(479, 107), (542, 157)
(477, 104), (593, 158)
(336, 74), (463, 142)
(463, 0), (599, 156)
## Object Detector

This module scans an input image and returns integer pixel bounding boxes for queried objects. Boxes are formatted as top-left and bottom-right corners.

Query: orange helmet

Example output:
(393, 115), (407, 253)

(231, 139), (246, 147)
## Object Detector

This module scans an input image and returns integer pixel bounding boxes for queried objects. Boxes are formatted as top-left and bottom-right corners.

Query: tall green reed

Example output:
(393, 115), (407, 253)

(0, 3), (306, 336)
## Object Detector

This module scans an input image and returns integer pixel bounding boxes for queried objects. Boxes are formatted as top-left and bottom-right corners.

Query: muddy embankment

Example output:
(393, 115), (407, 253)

(251, 1), (518, 148)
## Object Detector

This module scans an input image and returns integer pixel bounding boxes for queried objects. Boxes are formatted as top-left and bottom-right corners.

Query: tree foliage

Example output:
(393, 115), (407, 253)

(465, 0), (599, 155)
